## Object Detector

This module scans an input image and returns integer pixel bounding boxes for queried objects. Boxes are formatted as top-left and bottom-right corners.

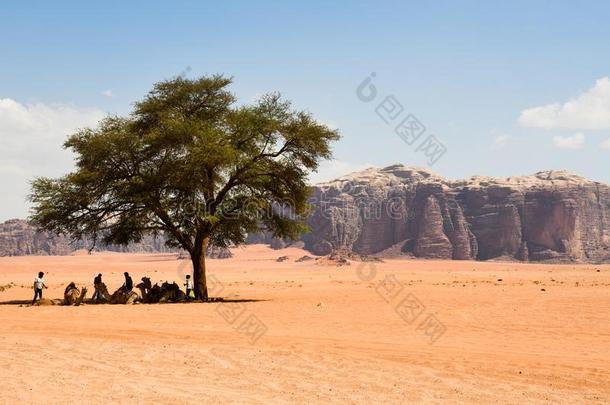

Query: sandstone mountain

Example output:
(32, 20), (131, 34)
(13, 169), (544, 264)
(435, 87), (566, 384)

(0, 219), (175, 257)
(0, 219), (234, 258)
(3, 164), (609, 262)
(303, 164), (610, 263)
(0, 219), (73, 256)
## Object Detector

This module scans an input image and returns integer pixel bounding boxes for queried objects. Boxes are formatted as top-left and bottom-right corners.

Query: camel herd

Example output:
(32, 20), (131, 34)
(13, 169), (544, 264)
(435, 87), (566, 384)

(33, 277), (189, 306)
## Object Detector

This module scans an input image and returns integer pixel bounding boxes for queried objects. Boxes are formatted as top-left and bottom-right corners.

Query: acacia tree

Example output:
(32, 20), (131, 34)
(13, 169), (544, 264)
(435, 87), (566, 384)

(30, 75), (339, 300)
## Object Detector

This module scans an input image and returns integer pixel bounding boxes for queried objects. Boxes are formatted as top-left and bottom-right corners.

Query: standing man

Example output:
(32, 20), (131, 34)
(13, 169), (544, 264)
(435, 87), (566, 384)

(92, 273), (103, 301)
(123, 272), (133, 292)
(32, 272), (47, 305)
(184, 274), (193, 301)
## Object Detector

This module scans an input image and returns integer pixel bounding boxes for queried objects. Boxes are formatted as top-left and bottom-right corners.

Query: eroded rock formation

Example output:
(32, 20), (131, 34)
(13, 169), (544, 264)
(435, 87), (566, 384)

(4, 164), (609, 263)
(0, 219), (72, 256)
(303, 164), (610, 263)
(0, 219), (232, 258)
(0, 219), (178, 257)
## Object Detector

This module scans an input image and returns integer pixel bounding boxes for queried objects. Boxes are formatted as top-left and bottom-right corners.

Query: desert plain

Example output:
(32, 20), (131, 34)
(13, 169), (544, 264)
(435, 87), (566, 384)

(0, 244), (609, 404)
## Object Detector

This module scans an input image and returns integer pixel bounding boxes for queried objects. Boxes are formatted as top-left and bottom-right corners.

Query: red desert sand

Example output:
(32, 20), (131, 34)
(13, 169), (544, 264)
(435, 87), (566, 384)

(1, 245), (609, 404)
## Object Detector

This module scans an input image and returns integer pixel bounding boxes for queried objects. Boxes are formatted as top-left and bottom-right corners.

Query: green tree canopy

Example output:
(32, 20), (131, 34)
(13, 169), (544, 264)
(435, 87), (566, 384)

(30, 75), (340, 299)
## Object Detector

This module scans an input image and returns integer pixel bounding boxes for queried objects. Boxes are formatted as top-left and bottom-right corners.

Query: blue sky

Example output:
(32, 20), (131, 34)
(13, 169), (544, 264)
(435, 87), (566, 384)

(1, 0), (610, 220)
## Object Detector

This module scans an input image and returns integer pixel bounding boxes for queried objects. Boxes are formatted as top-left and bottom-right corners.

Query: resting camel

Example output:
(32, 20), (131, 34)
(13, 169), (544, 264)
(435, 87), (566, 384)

(159, 281), (186, 303)
(110, 285), (139, 305)
(63, 282), (88, 306)
(91, 282), (139, 305)
(136, 277), (186, 303)
(32, 282), (87, 306)
(136, 277), (160, 303)
(91, 282), (111, 303)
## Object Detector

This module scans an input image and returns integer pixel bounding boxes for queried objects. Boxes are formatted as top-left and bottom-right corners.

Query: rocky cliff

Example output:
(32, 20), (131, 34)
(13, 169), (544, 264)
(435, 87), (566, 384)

(0, 219), (73, 256)
(4, 164), (609, 262)
(0, 219), (176, 257)
(0, 219), (234, 258)
(303, 165), (610, 263)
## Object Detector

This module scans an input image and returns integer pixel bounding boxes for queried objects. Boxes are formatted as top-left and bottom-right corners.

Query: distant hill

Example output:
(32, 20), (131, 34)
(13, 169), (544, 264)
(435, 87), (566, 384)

(5, 164), (610, 263)
(303, 164), (610, 263)
(0, 219), (175, 257)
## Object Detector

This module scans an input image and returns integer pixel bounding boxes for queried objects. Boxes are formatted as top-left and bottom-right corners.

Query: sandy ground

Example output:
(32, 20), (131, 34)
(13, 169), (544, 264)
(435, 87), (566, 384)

(0, 245), (609, 404)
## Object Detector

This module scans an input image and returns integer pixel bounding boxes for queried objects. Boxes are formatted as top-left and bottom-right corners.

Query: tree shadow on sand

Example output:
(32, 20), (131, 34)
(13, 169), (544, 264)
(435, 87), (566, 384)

(0, 297), (270, 306)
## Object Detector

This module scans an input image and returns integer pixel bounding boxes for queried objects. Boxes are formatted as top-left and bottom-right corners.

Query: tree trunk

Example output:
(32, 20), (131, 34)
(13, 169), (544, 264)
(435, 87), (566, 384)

(192, 237), (209, 301)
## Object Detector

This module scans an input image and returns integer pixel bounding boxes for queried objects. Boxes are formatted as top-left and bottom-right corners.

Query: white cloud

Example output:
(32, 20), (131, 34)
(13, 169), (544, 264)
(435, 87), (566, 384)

(600, 138), (610, 149)
(553, 133), (585, 149)
(101, 90), (114, 98)
(0, 98), (103, 132)
(492, 134), (510, 149)
(308, 160), (373, 184)
(0, 98), (106, 220)
(519, 77), (610, 129)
